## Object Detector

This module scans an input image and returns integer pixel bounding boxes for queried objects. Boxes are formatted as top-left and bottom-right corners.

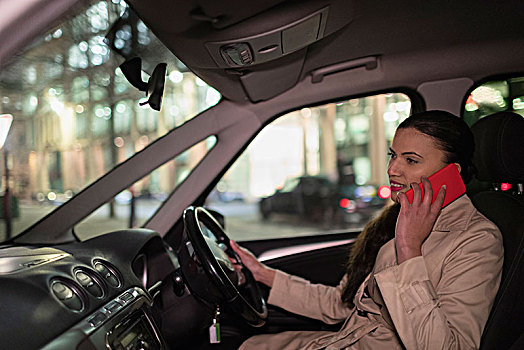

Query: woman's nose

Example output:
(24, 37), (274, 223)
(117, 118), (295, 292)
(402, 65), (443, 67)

(387, 159), (400, 176)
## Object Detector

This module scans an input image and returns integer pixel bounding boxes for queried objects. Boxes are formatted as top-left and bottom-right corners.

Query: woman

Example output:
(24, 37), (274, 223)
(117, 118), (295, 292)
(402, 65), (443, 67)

(233, 110), (503, 349)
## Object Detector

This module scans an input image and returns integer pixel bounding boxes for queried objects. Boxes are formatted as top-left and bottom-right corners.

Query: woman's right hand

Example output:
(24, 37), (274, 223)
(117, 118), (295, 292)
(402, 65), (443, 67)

(230, 240), (276, 287)
(395, 176), (446, 264)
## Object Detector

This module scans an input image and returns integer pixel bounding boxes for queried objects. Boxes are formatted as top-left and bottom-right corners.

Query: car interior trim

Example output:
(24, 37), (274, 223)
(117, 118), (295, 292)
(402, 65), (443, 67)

(417, 77), (474, 115)
(258, 238), (356, 262)
(0, 246), (70, 275)
(311, 56), (379, 83)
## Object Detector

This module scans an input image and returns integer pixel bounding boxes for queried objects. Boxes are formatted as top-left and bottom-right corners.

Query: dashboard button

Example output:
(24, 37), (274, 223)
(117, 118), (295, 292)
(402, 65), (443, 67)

(87, 312), (107, 327)
(94, 261), (121, 288)
(86, 283), (103, 298)
(105, 300), (122, 314)
(76, 271), (91, 285)
(52, 282), (73, 300)
(106, 275), (119, 288)
(76, 270), (103, 298)
(94, 263), (111, 278)
(120, 291), (134, 303)
(62, 294), (83, 311)
(51, 280), (85, 311)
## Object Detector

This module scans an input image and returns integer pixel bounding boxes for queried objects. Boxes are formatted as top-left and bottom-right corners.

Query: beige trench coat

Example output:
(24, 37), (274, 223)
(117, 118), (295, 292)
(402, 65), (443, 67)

(240, 195), (503, 349)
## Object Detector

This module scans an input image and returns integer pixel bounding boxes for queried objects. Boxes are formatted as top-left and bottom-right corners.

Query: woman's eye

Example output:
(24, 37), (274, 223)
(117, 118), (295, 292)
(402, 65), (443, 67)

(387, 152), (396, 159)
(406, 157), (418, 164)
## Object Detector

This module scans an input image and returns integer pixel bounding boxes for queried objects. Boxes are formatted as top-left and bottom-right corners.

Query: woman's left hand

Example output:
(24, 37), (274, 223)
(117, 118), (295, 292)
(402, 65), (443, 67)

(395, 176), (446, 264)
(230, 240), (276, 287)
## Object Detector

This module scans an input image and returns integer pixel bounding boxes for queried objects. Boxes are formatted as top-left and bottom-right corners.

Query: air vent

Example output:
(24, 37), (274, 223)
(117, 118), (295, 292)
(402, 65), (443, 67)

(50, 279), (85, 312)
(93, 260), (121, 288)
(75, 269), (105, 298)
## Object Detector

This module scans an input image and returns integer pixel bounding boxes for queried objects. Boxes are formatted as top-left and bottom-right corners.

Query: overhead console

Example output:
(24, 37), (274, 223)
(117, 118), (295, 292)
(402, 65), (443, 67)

(205, 7), (329, 68)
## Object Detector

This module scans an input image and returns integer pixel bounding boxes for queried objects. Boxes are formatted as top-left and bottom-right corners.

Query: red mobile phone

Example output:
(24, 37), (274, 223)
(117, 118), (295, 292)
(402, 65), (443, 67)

(405, 163), (465, 208)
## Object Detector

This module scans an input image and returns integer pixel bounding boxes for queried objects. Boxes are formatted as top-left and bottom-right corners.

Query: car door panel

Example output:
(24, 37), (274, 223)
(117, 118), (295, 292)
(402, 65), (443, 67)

(242, 237), (355, 333)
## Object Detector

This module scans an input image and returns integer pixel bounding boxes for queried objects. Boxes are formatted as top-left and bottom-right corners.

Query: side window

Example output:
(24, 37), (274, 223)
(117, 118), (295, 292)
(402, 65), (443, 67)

(206, 93), (411, 241)
(75, 136), (216, 240)
(463, 76), (524, 125)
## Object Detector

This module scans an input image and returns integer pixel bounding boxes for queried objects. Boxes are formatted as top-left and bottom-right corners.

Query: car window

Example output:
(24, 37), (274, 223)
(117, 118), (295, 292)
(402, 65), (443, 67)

(463, 76), (524, 125)
(75, 136), (216, 240)
(0, 0), (221, 242)
(206, 93), (411, 241)
(280, 178), (300, 192)
(462, 76), (524, 196)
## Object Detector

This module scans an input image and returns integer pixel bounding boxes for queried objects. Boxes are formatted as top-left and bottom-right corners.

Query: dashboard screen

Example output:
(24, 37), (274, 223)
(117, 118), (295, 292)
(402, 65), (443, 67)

(110, 312), (160, 350)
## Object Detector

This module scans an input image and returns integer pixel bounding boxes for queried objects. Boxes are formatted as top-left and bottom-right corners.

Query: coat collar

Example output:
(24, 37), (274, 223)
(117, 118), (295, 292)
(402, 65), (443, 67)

(432, 194), (474, 232)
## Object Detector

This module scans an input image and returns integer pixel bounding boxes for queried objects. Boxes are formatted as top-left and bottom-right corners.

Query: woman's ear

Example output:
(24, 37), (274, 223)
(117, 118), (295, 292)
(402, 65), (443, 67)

(454, 163), (462, 173)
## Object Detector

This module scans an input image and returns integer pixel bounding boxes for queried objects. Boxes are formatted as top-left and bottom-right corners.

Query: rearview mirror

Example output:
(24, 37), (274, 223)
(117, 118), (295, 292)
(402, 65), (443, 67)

(119, 57), (166, 111)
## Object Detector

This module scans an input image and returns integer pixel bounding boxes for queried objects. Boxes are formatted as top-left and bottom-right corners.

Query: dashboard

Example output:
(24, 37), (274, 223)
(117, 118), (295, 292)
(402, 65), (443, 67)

(0, 229), (174, 349)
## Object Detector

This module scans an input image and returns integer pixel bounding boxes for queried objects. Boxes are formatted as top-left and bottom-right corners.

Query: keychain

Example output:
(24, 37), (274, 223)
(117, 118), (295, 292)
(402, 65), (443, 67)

(209, 305), (221, 344)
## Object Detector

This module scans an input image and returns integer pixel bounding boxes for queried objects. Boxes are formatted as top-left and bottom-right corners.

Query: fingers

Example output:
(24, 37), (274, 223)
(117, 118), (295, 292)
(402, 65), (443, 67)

(401, 176), (445, 214)
(230, 240), (240, 253)
(227, 247), (246, 285)
(230, 240), (272, 285)
(411, 181), (422, 204)
(397, 191), (409, 208)
(420, 176), (433, 205)
(408, 177), (438, 207)
(230, 240), (257, 266)
(420, 176), (446, 211)
(230, 240), (247, 257)
(229, 258), (242, 272)
(432, 184), (446, 212)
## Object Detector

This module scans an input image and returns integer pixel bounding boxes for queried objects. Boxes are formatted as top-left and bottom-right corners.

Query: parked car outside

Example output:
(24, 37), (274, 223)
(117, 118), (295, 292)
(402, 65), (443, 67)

(260, 176), (388, 225)
(259, 176), (334, 221)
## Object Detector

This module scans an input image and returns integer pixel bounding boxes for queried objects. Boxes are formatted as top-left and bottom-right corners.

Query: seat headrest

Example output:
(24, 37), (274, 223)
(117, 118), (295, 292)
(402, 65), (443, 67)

(471, 111), (524, 183)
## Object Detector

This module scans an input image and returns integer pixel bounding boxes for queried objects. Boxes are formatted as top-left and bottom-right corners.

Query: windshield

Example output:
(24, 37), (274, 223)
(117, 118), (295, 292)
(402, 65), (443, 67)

(0, 0), (221, 243)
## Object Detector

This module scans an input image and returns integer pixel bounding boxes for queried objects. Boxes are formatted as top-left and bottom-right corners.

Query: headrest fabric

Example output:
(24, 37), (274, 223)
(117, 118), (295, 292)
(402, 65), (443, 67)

(471, 111), (524, 183)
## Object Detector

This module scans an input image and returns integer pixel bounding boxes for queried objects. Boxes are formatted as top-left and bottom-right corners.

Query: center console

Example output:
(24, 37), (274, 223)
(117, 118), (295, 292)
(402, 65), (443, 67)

(42, 287), (166, 350)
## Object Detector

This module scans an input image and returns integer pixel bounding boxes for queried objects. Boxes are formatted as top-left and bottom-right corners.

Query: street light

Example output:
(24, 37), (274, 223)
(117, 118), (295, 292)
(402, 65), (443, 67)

(0, 114), (13, 239)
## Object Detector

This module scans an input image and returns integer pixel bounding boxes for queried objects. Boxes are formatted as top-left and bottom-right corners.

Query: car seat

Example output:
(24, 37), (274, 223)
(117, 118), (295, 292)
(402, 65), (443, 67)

(469, 111), (524, 350)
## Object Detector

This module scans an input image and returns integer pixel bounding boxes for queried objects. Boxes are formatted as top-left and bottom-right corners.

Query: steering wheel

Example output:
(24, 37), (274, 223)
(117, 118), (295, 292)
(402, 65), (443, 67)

(180, 206), (267, 327)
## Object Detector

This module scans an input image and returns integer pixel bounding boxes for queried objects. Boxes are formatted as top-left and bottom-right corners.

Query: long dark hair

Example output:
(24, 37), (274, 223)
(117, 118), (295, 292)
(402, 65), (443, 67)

(341, 110), (475, 307)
